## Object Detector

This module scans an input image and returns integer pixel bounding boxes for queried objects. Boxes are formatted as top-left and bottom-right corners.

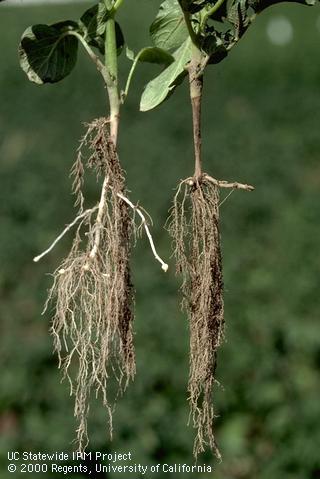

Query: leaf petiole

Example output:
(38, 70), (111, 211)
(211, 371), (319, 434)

(122, 47), (174, 102)
(122, 52), (141, 102)
(112, 0), (125, 13)
(201, 0), (228, 28)
(66, 30), (112, 86)
(182, 10), (199, 47)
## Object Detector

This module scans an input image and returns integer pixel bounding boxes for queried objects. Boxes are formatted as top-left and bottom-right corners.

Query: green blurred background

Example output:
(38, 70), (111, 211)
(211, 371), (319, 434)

(1, 1), (320, 478)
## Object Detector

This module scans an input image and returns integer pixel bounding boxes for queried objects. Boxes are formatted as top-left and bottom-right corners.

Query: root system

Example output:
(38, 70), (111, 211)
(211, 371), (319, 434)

(168, 175), (224, 459)
(45, 118), (135, 450)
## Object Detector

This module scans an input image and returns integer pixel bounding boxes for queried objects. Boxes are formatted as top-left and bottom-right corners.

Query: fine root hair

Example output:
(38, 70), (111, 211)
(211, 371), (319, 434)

(46, 118), (135, 451)
(168, 175), (224, 459)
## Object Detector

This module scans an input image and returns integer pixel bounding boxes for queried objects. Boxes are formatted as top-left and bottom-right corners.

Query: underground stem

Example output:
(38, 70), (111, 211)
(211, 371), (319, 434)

(90, 10), (120, 260)
(89, 178), (109, 259)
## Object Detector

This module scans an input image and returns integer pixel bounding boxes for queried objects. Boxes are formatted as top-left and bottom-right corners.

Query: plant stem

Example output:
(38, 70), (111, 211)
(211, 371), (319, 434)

(123, 48), (148, 102)
(180, 4), (205, 181)
(122, 55), (139, 102)
(89, 177), (109, 260)
(188, 47), (204, 181)
(90, 11), (120, 260)
(105, 15), (120, 143)
(112, 0), (124, 13)
(182, 10), (199, 47)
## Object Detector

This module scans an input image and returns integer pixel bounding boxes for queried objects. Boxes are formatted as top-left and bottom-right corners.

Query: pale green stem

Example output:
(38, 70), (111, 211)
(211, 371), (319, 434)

(182, 10), (199, 47)
(104, 15), (120, 143)
(112, 0), (124, 12)
(122, 50), (145, 101)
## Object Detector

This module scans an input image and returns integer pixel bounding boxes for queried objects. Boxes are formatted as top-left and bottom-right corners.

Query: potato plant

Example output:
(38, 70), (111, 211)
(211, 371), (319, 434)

(15, 0), (318, 459)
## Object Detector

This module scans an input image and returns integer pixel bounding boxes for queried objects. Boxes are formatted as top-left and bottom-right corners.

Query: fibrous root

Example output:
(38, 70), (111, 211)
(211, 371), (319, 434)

(168, 173), (253, 459)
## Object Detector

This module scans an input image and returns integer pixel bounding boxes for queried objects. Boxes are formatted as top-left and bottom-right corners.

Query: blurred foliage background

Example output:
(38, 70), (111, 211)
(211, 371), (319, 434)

(0, 1), (320, 478)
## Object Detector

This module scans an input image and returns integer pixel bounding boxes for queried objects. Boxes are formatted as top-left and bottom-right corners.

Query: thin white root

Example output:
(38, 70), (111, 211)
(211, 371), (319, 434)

(89, 176), (109, 259)
(117, 193), (169, 272)
(33, 206), (98, 263)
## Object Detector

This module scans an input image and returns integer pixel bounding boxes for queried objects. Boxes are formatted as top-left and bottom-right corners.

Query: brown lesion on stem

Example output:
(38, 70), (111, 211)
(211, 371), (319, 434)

(188, 57), (204, 183)
(187, 51), (254, 192)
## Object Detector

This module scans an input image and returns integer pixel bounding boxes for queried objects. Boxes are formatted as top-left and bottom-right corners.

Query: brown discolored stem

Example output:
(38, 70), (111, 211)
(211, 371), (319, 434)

(189, 62), (204, 182)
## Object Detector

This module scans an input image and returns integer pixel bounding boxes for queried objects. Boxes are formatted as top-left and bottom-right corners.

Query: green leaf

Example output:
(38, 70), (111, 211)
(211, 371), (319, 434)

(79, 2), (108, 39)
(140, 39), (191, 112)
(203, 32), (228, 64)
(228, 0), (250, 38)
(179, 0), (213, 13)
(150, 0), (189, 52)
(123, 47), (174, 101)
(79, 3), (124, 55)
(249, 0), (316, 12)
(19, 22), (79, 85)
(137, 47), (174, 65)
